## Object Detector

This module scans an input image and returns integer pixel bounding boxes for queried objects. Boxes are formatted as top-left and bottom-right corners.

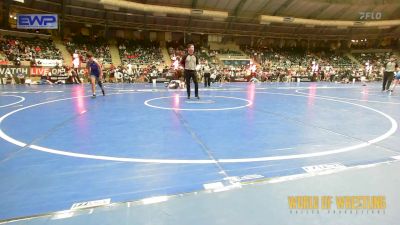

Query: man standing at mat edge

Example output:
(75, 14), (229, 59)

(86, 52), (105, 98)
(382, 56), (396, 91)
(203, 62), (211, 88)
(181, 44), (199, 99)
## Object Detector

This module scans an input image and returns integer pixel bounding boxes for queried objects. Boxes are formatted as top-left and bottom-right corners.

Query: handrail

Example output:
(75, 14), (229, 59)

(260, 15), (400, 28)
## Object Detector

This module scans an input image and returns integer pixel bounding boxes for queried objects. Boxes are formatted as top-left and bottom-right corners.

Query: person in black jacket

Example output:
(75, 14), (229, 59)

(383, 57), (396, 91)
(203, 63), (211, 87)
(180, 44), (199, 99)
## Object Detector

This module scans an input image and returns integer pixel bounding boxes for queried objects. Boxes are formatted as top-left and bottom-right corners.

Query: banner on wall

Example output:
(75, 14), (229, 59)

(0, 66), (89, 78)
(17, 14), (58, 29)
(0, 66), (30, 77)
(35, 59), (63, 67)
(30, 67), (65, 76)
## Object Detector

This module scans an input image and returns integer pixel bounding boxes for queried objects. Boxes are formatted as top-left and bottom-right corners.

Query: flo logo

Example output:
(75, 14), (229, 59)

(359, 12), (382, 20)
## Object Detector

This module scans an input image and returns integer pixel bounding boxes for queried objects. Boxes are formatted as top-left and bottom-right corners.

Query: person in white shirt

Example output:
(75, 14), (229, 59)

(72, 51), (81, 83)
(127, 63), (133, 76)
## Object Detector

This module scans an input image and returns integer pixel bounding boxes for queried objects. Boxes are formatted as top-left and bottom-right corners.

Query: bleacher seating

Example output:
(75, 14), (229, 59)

(0, 35), (63, 64)
(118, 39), (163, 66)
(65, 35), (112, 64)
(352, 52), (391, 66)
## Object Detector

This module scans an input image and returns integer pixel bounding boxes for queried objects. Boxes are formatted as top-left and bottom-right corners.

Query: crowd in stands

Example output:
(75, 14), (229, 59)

(352, 52), (391, 66)
(242, 46), (355, 68)
(118, 39), (163, 66)
(161, 43), (398, 85)
(243, 47), (309, 68)
(352, 52), (393, 80)
(99, 63), (171, 84)
(0, 35), (62, 65)
(1, 31), (398, 85)
(65, 35), (112, 64)
(0, 52), (7, 62)
(236, 46), (380, 82)
(314, 51), (353, 67)
(212, 49), (244, 56)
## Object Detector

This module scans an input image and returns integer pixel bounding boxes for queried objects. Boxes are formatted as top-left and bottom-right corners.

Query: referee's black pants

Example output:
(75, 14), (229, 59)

(204, 73), (211, 87)
(184, 69), (198, 98)
(382, 71), (394, 91)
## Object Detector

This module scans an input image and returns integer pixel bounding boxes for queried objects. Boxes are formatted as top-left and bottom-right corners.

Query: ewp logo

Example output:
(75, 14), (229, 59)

(17, 14), (58, 29)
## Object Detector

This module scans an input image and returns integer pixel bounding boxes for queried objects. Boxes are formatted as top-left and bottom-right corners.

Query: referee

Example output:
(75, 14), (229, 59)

(180, 44), (199, 99)
(383, 57), (396, 91)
